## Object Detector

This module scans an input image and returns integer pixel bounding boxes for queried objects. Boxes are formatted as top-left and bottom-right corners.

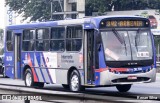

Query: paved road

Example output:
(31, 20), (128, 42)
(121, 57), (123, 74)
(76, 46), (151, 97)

(0, 74), (160, 103)
(1, 74), (159, 93)
(87, 74), (160, 94)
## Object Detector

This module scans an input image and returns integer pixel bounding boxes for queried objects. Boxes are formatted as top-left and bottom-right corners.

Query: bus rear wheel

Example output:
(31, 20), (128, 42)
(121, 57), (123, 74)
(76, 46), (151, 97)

(24, 68), (34, 87)
(24, 68), (44, 88)
(69, 70), (85, 91)
(116, 84), (131, 92)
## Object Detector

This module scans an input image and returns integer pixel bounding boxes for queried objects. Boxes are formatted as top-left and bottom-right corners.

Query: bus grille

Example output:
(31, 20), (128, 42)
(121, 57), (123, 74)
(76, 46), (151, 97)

(112, 77), (150, 83)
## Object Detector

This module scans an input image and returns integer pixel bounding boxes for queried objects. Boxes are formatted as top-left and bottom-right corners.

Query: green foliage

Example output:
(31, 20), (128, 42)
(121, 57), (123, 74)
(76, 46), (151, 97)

(5, 0), (62, 21)
(5, 0), (160, 21)
(86, 0), (160, 16)
(85, 0), (111, 16)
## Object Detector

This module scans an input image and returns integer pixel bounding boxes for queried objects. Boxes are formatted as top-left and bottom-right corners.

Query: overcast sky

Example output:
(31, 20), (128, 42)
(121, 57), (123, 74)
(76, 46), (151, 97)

(0, 0), (5, 29)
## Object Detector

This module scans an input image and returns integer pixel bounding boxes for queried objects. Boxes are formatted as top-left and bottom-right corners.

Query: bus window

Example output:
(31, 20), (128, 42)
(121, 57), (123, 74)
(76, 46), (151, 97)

(22, 30), (35, 51)
(6, 31), (13, 51)
(51, 27), (65, 39)
(74, 26), (82, 38)
(50, 40), (64, 51)
(50, 27), (65, 51)
(36, 28), (49, 51)
(66, 26), (82, 51)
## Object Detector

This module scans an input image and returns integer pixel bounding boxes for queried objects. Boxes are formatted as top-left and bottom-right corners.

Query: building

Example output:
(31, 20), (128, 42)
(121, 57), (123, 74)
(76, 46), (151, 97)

(52, 0), (85, 20)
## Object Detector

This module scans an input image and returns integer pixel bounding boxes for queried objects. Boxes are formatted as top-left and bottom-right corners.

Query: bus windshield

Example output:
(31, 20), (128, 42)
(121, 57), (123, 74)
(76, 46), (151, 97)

(101, 29), (153, 61)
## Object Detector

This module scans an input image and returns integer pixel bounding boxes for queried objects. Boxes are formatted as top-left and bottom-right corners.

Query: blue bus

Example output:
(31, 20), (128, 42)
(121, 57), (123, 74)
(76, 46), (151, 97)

(4, 15), (156, 92)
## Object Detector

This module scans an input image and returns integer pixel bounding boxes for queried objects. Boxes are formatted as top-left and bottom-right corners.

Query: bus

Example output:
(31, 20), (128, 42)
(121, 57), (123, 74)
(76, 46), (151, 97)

(4, 15), (156, 92)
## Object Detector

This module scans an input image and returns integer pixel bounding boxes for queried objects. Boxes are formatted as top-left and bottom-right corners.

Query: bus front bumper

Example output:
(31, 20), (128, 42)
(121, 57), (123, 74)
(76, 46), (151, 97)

(99, 68), (156, 85)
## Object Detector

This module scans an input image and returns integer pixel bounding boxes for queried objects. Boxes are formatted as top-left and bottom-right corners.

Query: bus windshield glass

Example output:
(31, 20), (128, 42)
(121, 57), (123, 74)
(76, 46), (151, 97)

(101, 29), (153, 61)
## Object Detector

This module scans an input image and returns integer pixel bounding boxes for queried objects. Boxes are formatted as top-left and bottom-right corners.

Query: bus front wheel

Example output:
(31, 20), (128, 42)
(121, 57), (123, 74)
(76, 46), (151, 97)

(24, 68), (44, 88)
(116, 84), (131, 92)
(69, 70), (84, 91)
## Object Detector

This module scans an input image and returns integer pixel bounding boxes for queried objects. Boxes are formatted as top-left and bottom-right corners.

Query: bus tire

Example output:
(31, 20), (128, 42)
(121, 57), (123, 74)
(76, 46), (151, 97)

(69, 70), (85, 91)
(62, 84), (69, 89)
(116, 84), (131, 92)
(24, 68), (34, 87)
(34, 82), (44, 88)
(24, 68), (44, 88)
(2, 67), (6, 78)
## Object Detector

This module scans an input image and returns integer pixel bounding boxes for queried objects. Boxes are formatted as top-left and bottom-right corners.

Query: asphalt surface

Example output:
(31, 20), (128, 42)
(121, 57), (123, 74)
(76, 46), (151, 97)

(0, 74), (160, 103)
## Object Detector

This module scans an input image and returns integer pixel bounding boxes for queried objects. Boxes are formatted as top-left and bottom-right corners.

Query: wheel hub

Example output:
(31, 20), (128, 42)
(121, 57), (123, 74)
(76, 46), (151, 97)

(26, 73), (32, 86)
(71, 75), (79, 91)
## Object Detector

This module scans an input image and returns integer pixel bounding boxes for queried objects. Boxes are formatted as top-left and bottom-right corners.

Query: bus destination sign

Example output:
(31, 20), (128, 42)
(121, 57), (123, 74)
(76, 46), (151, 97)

(100, 19), (149, 28)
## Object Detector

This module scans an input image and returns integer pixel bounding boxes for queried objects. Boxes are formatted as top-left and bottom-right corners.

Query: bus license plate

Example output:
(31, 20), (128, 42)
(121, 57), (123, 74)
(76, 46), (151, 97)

(127, 76), (137, 80)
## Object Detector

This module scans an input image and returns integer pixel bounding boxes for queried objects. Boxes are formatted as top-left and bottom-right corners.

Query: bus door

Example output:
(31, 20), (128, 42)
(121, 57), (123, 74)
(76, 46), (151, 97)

(84, 29), (95, 84)
(13, 30), (22, 79)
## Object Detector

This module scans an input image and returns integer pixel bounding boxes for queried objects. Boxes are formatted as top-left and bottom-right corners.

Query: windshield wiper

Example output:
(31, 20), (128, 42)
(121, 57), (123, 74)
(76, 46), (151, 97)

(112, 29), (124, 44)
(122, 35), (127, 55)
(112, 29), (127, 55)
(135, 28), (141, 51)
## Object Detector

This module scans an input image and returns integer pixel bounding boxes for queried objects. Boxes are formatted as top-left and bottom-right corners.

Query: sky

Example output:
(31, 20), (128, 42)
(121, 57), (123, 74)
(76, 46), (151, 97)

(0, 0), (28, 29)
(0, 0), (5, 29)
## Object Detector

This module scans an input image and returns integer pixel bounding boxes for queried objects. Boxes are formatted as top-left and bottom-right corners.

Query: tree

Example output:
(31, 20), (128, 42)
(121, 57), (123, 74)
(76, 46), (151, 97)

(85, 0), (113, 16)
(86, 0), (160, 16)
(5, 0), (160, 21)
(5, 0), (63, 21)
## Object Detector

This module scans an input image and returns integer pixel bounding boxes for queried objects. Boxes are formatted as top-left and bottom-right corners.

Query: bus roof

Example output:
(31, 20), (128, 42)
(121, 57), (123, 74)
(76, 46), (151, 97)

(6, 15), (147, 30)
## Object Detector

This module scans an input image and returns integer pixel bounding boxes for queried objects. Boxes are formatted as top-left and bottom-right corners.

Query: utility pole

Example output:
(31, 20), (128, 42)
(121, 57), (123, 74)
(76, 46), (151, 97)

(50, 1), (53, 20)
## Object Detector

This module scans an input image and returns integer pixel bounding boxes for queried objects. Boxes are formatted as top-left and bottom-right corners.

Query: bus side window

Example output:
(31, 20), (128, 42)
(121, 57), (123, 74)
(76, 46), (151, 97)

(36, 41), (44, 51)
(70, 39), (82, 51)
(6, 31), (13, 51)
(50, 40), (56, 51)
(58, 41), (64, 51)
(43, 40), (49, 51)
(36, 28), (49, 51)
(50, 27), (65, 51)
(43, 29), (49, 51)
(23, 29), (35, 51)
(66, 39), (71, 51)
(66, 26), (82, 51)
(29, 30), (35, 51)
